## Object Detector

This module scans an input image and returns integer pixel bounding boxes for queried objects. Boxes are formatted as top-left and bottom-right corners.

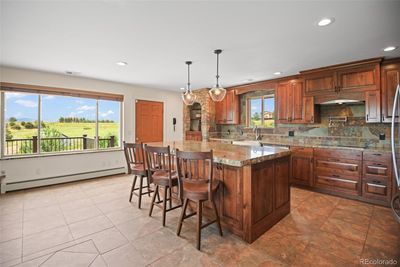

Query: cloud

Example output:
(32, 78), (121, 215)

(43, 95), (55, 100)
(6, 92), (26, 99)
(77, 105), (96, 111)
(100, 110), (114, 117)
(251, 106), (259, 111)
(15, 99), (38, 108)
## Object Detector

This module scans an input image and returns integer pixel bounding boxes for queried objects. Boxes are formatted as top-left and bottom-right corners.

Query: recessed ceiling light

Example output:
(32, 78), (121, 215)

(273, 72), (282, 75)
(65, 71), (80, 75)
(383, 46), (397, 52)
(116, 61), (128, 66)
(317, 17), (334, 27)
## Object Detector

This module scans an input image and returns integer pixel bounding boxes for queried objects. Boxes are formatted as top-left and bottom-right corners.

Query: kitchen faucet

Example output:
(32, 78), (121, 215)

(253, 125), (262, 141)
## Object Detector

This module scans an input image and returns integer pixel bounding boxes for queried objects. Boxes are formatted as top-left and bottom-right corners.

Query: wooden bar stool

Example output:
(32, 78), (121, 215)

(145, 145), (182, 226)
(123, 142), (152, 209)
(175, 149), (223, 250)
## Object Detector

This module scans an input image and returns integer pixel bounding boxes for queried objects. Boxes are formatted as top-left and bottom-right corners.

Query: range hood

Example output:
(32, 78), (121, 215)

(320, 99), (364, 105)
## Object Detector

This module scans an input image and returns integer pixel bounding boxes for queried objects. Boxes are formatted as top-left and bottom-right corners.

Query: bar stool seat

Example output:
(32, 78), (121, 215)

(130, 163), (146, 174)
(152, 170), (179, 187)
(182, 180), (220, 200)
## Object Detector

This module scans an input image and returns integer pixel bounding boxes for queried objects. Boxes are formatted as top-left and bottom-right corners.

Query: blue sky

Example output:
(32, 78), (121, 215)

(5, 92), (120, 122)
(250, 97), (275, 116)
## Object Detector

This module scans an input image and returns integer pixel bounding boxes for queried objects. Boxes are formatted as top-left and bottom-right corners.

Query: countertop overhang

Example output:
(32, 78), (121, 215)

(147, 141), (291, 167)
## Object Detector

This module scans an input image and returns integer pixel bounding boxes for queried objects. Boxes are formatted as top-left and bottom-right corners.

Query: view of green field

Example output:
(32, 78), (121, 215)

(8, 122), (118, 139)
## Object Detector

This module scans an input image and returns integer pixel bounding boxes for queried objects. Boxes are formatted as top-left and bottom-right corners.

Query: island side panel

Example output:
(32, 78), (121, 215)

(243, 155), (291, 243)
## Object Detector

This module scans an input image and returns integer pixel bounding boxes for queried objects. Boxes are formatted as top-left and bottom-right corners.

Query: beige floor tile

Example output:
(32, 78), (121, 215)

(62, 205), (102, 224)
(41, 251), (98, 267)
(24, 205), (64, 222)
(0, 238), (22, 264)
(22, 226), (73, 256)
(77, 227), (128, 254)
(23, 215), (67, 236)
(0, 211), (23, 228)
(115, 216), (163, 241)
(320, 217), (369, 243)
(0, 222), (23, 242)
(89, 255), (107, 267)
(102, 243), (148, 267)
(105, 206), (145, 225)
(59, 198), (95, 212)
(62, 240), (99, 254)
(132, 228), (187, 263)
(95, 197), (136, 213)
(69, 215), (113, 239)
(13, 254), (53, 267)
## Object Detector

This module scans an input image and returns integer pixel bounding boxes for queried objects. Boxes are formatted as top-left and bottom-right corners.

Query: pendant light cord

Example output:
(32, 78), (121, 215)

(216, 52), (220, 87)
(186, 61), (192, 93)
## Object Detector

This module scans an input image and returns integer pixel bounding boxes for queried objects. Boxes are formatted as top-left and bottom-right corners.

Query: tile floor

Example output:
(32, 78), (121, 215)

(0, 174), (399, 267)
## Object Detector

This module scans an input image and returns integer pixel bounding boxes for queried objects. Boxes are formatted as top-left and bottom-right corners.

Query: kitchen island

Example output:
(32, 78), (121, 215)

(149, 141), (291, 243)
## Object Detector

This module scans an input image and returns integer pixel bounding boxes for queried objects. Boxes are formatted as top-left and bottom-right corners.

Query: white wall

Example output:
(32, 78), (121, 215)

(0, 66), (183, 189)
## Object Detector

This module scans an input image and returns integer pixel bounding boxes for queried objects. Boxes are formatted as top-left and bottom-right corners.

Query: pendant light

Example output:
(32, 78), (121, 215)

(209, 49), (226, 102)
(182, 61), (196, 106)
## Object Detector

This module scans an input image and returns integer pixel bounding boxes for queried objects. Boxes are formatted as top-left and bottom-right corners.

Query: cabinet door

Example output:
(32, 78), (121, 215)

(291, 154), (313, 186)
(291, 81), (304, 122)
(215, 98), (226, 124)
(365, 90), (381, 123)
(303, 71), (336, 96)
(276, 83), (289, 123)
(381, 62), (400, 123)
(274, 156), (290, 209)
(303, 96), (316, 123)
(337, 64), (380, 92)
(225, 90), (239, 124)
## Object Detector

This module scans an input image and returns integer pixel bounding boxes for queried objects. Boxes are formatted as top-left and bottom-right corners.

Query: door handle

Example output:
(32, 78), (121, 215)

(391, 84), (400, 190)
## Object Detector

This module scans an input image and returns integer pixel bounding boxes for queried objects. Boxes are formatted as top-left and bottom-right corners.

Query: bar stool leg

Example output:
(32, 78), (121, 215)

(162, 186), (168, 226)
(149, 185), (158, 216)
(129, 175), (137, 202)
(138, 175), (143, 209)
(196, 200), (203, 250)
(177, 198), (188, 236)
(212, 199), (223, 236)
(146, 176), (151, 196)
(168, 187), (172, 209)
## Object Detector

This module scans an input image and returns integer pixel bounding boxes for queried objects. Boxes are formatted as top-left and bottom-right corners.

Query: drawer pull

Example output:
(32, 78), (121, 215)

(332, 174), (340, 178)
(372, 180), (381, 184)
(372, 153), (382, 156)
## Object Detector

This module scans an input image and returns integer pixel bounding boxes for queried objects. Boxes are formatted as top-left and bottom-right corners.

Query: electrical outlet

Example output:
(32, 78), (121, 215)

(288, 131), (295, 137)
(379, 133), (386, 140)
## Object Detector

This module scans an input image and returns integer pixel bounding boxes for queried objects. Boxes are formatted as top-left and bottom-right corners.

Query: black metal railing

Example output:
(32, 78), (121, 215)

(5, 135), (116, 155)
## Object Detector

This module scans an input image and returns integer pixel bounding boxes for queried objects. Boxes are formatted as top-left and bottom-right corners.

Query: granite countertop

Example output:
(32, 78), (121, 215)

(147, 141), (291, 167)
(208, 137), (394, 153)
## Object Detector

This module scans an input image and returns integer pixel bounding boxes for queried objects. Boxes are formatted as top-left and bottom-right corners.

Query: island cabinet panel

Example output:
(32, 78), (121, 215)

(243, 156), (291, 243)
(381, 61), (400, 123)
(219, 165), (243, 234)
(291, 147), (313, 186)
(252, 161), (274, 223)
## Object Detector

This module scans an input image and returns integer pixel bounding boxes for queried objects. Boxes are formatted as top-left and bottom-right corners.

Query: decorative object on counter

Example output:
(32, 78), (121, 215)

(209, 49), (226, 102)
(182, 61), (196, 106)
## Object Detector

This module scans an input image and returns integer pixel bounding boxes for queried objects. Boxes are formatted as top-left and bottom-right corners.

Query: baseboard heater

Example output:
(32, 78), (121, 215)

(4, 167), (126, 192)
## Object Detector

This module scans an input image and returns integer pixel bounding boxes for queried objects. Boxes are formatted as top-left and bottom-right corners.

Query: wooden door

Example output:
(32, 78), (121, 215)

(337, 64), (380, 92)
(291, 80), (303, 122)
(365, 90), (381, 123)
(303, 71), (336, 96)
(303, 96), (317, 123)
(215, 97), (226, 124)
(225, 90), (239, 124)
(381, 62), (400, 123)
(276, 83), (289, 123)
(135, 100), (163, 143)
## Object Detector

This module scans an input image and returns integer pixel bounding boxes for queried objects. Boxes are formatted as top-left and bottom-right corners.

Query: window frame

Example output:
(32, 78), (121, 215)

(0, 89), (123, 159)
(246, 93), (275, 128)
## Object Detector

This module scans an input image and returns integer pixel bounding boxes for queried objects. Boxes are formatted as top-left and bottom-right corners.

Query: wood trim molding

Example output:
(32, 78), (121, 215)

(299, 57), (383, 74)
(0, 82), (124, 101)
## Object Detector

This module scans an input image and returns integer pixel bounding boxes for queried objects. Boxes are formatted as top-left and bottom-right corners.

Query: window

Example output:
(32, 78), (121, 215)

(1, 86), (122, 157)
(247, 94), (275, 128)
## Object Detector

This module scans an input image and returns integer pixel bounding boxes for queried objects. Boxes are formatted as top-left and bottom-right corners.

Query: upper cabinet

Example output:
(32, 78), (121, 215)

(302, 58), (382, 96)
(276, 79), (319, 124)
(381, 60), (400, 123)
(215, 89), (239, 124)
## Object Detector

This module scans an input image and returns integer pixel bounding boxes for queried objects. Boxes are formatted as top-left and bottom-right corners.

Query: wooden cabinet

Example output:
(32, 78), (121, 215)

(185, 131), (202, 141)
(313, 148), (362, 197)
(362, 151), (392, 205)
(290, 147), (313, 186)
(215, 89), (239, 124)
(365, 90), (381, 123)
(302, 59), (381, 96)
(303, 96), (319, 123)
(381, 60), (400, 123)
(276, 79), (305, 123)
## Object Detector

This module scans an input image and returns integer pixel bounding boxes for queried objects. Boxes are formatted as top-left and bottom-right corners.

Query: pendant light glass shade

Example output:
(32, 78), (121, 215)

(182, 61), (196, 106)
(209, 49), (226, 102)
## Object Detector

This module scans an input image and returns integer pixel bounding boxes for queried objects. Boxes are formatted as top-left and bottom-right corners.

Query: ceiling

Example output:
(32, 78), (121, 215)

(1, 0), (400, 91)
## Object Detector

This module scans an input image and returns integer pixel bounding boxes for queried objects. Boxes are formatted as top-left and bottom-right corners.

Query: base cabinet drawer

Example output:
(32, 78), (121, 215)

(362, 179), (391, 203)
(315, 174), (359, 195)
